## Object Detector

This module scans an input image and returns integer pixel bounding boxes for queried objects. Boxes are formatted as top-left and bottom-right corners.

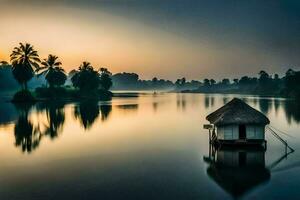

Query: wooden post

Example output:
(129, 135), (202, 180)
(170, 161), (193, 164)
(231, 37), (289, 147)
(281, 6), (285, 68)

(209, 142), (211, 159)
(285, 140), (288, 157)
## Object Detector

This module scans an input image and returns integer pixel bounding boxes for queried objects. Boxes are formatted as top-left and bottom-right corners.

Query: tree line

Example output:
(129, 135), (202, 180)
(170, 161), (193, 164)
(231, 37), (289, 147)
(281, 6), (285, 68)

(1, 42), (299, 99)
(110, 70), (300, 98)
(189, 70), (300, 97)
(110, 73), (201, 90)
(0, 43), (113, 102)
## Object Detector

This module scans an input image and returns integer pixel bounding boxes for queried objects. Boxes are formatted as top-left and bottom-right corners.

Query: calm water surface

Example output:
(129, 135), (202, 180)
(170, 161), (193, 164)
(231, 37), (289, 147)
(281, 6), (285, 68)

(0, 93), (300, 200)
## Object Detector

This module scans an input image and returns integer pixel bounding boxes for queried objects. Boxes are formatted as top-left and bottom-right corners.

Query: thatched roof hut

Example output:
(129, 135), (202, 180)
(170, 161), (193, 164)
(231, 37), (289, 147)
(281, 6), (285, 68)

(206, 98), (269, 145)
(206, 98), (270, 126)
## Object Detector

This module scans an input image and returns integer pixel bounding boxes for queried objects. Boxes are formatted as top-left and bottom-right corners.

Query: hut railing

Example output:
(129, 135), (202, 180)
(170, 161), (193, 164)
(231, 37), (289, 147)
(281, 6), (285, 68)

(266, 126), (294, 153)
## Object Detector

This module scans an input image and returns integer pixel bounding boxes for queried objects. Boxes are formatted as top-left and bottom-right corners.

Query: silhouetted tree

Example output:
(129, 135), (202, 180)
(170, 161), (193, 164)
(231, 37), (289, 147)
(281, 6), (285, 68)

(203, 79), (210, 87)
(181, 77), (186, 85)
(285, 69), (300, 97)
(175, 79), (181, 87)
(37, 54), (66, 88)
(152, 77), (158, 88)
(221, 79), (230, 85)
(99, 67), (112, 91)
(71, 62), (100, 92)
(258, 70), (270, 84)
(175, 77), (186, 90)
(233, 79), (239, 85)
(0, 62), (19, 91)
(10, 43), (40, 90)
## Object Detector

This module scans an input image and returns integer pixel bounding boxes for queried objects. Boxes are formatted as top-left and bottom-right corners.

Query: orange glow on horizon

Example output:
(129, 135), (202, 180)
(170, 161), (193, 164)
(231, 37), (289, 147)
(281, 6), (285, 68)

(0, 3), (295, 80)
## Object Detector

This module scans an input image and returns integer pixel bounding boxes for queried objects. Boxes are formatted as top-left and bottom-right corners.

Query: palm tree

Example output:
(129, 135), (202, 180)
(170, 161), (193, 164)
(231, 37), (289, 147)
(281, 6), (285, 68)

(79, 61), (93, 71)
(71, 61), (100, 92)
(99, 67), (112, 91)
(37, 54), (66, 87)
(10, 43), (40, 90)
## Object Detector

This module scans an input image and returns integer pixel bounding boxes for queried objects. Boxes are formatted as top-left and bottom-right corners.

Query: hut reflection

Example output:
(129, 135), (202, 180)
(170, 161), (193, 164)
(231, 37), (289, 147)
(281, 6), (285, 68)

(204, 146), (270, 198)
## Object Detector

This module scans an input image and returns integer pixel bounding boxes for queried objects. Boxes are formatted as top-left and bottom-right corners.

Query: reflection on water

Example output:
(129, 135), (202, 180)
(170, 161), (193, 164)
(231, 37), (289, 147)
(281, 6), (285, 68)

(258, 98), (271, 115)
(116, 104), (138, 112)
(204, 146), (270, 198)
(0, 94), (300, 199)
(176, 94), (186, 111)
(74, 101), (113, 130)
(283, 100), (300, 124)
(74, 101), (100, 130)
(36, 102), (66, 139)
(204, 95), (216, 109)
(14, 103), (42, 153)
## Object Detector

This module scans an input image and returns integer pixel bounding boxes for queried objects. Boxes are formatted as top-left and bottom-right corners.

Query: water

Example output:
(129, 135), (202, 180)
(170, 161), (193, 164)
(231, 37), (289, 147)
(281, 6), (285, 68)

(0, 93), (300, 200)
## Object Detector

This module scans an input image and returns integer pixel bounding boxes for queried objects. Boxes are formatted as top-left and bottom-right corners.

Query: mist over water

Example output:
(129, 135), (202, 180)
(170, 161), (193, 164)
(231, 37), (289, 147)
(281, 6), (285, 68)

(0, 93), (300, 199)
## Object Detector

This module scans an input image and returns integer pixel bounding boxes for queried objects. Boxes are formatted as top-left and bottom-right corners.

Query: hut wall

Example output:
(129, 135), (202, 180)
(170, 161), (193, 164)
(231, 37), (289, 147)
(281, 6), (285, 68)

(217, 150), (239, 166)
(216, 150), (265, 167)
(247, 151), (265, 166)
(246, 125), (265, 139)
(217, 125), (239, 140)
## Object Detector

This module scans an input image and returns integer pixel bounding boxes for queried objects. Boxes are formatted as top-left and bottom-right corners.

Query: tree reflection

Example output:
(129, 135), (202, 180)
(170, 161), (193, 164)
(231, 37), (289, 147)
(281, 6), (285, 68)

(176, 94), (186, 111)
(283, 100), (300, 124)
(258, 98), (270, 114)
(14, 103), (42, 153)
(204, 95), (215, 108)
(117, 104), (138, 113)
(74, 102), (112, 129)
(36, 102), (66, 139)
(74, 101), (100, 130)
(204, 95), (210, 108)
(100, 104), (112, 121)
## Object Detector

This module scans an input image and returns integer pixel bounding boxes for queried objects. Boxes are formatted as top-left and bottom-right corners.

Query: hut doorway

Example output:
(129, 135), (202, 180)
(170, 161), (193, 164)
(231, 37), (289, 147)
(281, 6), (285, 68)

(239, 124), (246, 140)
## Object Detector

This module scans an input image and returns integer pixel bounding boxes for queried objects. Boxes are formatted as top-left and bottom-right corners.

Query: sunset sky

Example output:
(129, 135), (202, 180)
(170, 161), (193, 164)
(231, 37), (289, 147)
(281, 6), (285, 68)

(0, 0), (300, 80)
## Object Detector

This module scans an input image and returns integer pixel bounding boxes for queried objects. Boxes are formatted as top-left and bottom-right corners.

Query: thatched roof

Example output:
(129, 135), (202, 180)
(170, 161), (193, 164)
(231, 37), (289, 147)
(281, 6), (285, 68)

(206, 98), (270, 126)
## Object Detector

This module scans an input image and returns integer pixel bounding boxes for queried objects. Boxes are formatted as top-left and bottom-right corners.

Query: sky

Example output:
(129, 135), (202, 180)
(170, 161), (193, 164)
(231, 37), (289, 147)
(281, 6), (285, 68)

(0, 0), (300, 80)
